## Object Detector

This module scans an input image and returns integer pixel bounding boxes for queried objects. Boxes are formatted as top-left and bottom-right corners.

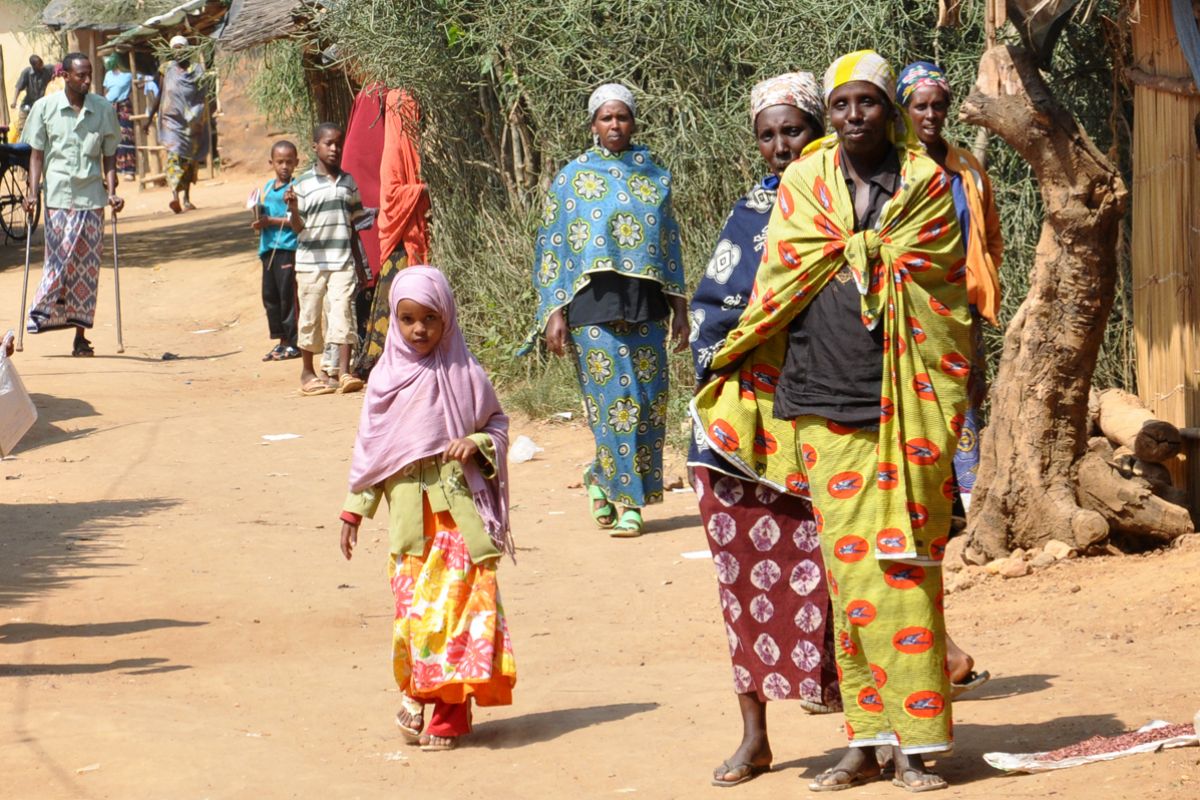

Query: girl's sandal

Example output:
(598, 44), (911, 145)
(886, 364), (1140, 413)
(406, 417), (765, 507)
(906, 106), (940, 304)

(394, 707), (424, 744)
(584, 471), (617, 529)
(610, 508), (644, 538)
(418, 733), (458, 752)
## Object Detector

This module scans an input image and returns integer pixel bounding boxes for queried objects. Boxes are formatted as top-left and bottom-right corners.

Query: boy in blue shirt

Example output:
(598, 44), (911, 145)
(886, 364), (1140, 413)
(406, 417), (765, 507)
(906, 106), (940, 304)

(251, 140), (301, 360)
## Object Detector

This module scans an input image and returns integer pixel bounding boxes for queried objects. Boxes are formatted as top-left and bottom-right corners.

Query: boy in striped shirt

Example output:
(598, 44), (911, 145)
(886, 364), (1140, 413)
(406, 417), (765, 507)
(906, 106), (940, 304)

(284, 122), (367, 395)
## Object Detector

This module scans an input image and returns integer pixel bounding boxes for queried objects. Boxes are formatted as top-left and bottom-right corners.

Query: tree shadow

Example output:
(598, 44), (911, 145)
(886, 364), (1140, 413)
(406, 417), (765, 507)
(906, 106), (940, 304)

(471, 702), (659, 748)
(105, 208), (261, 270)
(776, 712), (1126, 787)
(0, 657), (192, 677)
(960, 673), (1056, 702)
(0, 497), (179, 607)
(0, 209), (259, 273)
(642, 513), (701, 535)
(0, 618), (207, 644)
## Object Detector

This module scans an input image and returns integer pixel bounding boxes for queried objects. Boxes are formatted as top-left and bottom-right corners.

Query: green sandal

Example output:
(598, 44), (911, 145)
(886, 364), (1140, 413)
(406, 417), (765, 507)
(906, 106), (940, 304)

(611, 508), (644, 538)
(585, 472), (617, 528)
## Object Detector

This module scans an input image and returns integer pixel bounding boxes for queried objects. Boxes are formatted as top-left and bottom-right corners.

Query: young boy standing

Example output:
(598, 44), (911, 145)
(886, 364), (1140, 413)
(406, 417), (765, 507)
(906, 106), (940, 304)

(252, 140), (301, 361)
(285, 122), (367, 395)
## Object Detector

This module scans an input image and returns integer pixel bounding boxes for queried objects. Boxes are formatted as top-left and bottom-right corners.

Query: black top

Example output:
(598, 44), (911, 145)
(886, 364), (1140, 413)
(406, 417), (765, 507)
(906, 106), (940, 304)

(773, 147), (901, 427)
(566, 270), (669, 327)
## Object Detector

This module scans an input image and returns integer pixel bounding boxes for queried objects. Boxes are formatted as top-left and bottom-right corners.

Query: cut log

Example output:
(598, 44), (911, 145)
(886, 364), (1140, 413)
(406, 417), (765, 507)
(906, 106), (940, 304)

(1095, 388), (1181, 462)
(1076, 450), (1194, 541)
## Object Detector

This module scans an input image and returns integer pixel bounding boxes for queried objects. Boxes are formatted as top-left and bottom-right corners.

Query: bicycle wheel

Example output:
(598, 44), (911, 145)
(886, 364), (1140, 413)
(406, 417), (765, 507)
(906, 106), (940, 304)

(0, 164), (38, 241)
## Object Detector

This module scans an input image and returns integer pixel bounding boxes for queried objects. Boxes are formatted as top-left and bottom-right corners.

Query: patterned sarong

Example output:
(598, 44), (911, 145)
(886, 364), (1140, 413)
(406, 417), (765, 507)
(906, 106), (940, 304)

(27, 208), (103, 333)
(695, 467), (840, 711)
(572, 319), (668, 508)
(114, 98), (136, 176)
(354, 248), (407, 379)
(388, 503), (516, 707)
(166, 152), (198, 193)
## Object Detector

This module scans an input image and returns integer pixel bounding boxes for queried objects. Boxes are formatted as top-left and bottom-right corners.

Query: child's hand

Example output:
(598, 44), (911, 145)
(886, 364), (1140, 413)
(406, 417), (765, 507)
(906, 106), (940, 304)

(340, 520), (358, 560)
(284, 186), (298, 212)
(250, 217), (265, 231)
(444, 437), (480, 464)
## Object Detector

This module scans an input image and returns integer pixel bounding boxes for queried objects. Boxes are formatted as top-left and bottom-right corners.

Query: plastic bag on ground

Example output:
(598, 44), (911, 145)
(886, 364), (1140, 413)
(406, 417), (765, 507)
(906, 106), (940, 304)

(509, 435), (543, 464)
(0, 332), (37, 456)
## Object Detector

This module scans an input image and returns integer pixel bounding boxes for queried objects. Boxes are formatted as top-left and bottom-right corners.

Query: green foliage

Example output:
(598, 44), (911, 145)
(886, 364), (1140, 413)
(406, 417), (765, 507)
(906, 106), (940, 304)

(65, 0), (181, 24)
(232, 39), (316, 144)
(313, 0), (1135, 435)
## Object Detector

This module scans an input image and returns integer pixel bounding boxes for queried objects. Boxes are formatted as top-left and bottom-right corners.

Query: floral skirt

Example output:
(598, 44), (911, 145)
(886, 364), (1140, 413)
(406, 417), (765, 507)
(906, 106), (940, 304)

(695, 466), (840, 710)
(388, 505), (516, 707)
(570, 319), (668, 508)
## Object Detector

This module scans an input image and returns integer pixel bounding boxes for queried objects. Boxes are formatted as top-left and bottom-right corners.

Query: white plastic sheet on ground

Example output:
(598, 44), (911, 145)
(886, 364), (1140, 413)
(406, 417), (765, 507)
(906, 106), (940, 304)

(984, 720), (1199, 773)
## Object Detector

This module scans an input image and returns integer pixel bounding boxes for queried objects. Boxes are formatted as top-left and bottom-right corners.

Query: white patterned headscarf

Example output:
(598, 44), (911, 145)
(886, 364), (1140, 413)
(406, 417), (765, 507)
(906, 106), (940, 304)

(750, 71), (825, 130)
(588, 83), (637, 121)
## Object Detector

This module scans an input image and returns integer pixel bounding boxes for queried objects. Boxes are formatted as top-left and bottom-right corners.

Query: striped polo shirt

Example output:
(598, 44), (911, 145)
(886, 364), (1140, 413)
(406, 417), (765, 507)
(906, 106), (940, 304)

(292, 167), (366, 272)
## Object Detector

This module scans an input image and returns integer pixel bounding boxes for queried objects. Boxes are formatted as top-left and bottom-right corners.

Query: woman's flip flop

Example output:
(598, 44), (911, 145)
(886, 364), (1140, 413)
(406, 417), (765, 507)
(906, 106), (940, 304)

(950, 669), (991, 699)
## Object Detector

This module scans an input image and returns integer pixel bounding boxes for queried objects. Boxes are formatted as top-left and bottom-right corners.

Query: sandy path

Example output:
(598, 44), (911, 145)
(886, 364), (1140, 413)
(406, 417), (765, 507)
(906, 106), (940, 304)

(1, 176), (1198, 799)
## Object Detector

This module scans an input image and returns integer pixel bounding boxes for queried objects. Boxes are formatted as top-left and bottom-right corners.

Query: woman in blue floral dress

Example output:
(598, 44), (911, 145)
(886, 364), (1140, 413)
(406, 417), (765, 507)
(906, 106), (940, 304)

(522, 83), (689, 536)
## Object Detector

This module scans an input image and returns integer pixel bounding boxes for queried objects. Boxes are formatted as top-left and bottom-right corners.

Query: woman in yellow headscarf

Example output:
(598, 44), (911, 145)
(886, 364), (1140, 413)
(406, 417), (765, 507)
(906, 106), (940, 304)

(693, 51), (970, 792)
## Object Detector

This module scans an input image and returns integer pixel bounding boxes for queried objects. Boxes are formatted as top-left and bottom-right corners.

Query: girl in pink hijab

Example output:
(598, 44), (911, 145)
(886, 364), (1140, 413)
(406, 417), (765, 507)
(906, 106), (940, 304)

(339, 266), (515, 752)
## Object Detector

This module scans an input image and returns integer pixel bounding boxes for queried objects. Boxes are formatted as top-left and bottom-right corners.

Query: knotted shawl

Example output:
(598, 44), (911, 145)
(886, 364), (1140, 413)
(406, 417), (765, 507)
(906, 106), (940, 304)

(692, 134), (972, 562)
(520, 144), (685, 353)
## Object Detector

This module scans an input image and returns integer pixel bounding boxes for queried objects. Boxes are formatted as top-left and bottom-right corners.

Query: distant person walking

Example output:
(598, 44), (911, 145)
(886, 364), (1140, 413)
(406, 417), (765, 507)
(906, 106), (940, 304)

(102, 53), (149, 178)
(146, 35), (209, 213)
(10, 55), (55, 141)
(22, 52), (123, 356)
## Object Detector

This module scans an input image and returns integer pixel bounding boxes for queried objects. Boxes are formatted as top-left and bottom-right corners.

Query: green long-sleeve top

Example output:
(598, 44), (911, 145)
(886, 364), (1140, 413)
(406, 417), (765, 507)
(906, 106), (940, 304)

(342, 433), (500, 563)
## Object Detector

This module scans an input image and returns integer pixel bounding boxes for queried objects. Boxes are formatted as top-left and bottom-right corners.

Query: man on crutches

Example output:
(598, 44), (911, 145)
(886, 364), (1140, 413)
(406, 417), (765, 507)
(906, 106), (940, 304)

(20, 51), (123, 357)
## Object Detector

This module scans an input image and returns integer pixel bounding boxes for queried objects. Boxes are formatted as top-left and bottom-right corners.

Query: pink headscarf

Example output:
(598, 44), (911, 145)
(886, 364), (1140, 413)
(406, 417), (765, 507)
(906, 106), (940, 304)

(347, 266), (510, 550)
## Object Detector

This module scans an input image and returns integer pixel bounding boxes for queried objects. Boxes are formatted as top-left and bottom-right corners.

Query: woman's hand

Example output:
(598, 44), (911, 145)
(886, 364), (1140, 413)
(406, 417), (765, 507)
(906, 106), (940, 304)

(669, 296), (690, 352)
(544, 308), (568, 356)
(340, 521), (358, 560)
(445, 437), (480, 464)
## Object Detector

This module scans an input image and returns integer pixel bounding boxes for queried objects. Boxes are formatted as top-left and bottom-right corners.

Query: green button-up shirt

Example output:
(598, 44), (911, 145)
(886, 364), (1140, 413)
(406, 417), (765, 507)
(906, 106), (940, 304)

(22, 91), (119, 210)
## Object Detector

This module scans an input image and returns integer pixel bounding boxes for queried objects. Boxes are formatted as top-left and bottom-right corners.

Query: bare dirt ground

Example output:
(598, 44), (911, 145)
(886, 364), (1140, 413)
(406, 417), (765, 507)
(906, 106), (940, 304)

(2, 175), (1199, 799)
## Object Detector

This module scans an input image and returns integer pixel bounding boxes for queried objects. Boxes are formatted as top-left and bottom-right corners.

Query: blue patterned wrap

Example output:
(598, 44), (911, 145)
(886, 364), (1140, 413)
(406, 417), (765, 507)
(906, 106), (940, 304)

(520, 144), (685, 354)
(687, 175), (779, 473)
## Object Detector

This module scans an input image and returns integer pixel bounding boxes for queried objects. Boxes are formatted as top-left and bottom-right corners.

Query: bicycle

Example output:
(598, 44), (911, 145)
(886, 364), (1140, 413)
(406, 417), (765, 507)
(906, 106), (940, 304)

(0, 125), (41, 243)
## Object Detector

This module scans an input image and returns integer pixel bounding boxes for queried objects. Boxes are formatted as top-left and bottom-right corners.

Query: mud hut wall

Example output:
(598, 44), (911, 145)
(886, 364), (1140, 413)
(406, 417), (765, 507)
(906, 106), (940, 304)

(1130, 0), (1200, 494)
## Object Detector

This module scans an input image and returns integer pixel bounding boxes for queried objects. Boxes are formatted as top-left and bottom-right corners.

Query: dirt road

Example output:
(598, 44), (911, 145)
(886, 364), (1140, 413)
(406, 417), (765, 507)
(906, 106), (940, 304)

(2, 177), (1198, 799)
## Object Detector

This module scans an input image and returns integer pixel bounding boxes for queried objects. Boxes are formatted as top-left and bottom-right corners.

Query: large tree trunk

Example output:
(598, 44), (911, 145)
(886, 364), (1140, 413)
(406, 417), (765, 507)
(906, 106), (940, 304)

(959, 45), (1129, 560)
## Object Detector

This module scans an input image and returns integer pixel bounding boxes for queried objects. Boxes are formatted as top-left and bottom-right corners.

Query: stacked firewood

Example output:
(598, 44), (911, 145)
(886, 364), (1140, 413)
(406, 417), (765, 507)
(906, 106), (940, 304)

(1079, 389), (1195, 544)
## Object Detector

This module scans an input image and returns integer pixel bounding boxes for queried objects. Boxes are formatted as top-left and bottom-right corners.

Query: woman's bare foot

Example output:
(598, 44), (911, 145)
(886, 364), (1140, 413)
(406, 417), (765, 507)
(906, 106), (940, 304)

(809, 747), (881, 792)
(394, 707), (423, 744)
(946, 635), (973, 684)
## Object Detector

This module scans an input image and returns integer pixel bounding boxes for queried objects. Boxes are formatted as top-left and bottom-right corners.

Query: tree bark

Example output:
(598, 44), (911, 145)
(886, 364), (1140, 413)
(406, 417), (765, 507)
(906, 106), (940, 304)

(959, 45), (1129, 559)
(1076, 440), (1194, 542)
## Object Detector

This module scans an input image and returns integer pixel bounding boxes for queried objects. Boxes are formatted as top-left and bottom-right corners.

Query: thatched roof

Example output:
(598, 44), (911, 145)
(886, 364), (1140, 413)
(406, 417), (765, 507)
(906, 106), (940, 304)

(218, 0), (307, 51)
(41, 0), (128, 31)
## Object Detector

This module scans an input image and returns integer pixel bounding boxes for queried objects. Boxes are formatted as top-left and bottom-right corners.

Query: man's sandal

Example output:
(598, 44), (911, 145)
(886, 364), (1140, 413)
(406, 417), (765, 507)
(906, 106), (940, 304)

(585, 472), (616, 529)
(72, 338), (94, 357)
(263, 345), (284, 362)
(611, 508), (644, 538)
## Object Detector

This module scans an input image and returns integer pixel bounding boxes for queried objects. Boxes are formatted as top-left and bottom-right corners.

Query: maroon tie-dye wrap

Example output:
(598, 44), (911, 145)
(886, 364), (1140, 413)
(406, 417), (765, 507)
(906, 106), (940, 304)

(695, 467), (841, 711)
